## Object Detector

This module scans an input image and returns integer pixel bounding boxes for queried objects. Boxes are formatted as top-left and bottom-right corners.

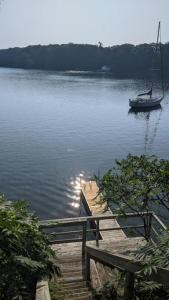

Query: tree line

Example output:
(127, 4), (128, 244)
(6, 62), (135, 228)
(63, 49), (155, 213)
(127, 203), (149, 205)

(0, 43), (169, 78)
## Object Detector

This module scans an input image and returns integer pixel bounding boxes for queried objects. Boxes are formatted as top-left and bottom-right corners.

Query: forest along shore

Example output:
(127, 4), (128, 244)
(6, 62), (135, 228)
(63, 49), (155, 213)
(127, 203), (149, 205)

(0, 43), (169, 79)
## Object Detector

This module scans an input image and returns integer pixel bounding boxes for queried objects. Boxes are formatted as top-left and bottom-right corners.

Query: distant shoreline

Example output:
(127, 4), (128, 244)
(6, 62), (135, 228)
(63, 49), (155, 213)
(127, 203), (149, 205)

(0, 43), (168, 79)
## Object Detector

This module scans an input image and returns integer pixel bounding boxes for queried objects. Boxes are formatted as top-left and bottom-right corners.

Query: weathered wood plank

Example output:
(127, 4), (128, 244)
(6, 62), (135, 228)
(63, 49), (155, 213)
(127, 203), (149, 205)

(90, 259), (102, 289)
(36, 281), (51, 300)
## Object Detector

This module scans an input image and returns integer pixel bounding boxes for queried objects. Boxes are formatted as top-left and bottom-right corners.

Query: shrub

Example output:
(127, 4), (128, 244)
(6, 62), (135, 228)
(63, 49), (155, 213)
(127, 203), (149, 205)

(0, 195), (60, 300)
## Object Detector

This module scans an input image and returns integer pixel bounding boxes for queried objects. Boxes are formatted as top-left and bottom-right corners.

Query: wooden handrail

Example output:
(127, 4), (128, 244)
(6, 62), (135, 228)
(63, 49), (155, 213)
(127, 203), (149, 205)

(85, 245), (169, 287)
(39, 211), (167, 258)
(48, 225), (144, 237)
(39, 211), (153, 229)
(39, 211), (167, 249)
(46, 224), (145, 248)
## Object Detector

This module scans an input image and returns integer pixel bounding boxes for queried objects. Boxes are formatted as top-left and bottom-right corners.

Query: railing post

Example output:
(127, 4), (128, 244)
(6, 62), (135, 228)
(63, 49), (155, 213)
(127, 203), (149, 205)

(96, 219), (99, 247)
(85, 251), (91, 285)
(82, 221), (87, 261)
(124, 271), (135, 300)
(144, 213), (152, 241)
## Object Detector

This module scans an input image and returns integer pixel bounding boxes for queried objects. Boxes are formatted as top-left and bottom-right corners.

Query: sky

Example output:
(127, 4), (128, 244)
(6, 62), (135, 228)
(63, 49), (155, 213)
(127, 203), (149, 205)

(0, 0), (169, 49)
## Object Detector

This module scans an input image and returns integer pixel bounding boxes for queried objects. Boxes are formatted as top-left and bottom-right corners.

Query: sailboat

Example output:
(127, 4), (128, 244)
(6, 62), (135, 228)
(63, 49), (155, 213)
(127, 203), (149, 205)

(129, 22), (164, 109)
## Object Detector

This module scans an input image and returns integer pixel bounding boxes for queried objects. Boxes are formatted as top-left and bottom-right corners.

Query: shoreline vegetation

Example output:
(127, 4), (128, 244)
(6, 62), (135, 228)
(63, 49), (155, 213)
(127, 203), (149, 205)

(0, 43), (169, 79)
(0, 195), (60, 300)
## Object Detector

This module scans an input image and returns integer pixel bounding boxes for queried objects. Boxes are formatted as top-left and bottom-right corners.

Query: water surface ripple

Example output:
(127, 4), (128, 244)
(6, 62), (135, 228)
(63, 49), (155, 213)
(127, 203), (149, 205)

(0, 68), (168, 219)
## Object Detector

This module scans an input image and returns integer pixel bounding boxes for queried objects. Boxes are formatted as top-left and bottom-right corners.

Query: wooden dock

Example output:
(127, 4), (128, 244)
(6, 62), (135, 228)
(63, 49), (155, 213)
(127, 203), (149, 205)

(81, 180), (126, 241)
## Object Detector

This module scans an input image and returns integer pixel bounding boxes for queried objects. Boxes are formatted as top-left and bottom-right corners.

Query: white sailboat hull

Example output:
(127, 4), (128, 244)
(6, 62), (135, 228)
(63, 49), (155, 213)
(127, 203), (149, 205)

(129, 96), (163, 108)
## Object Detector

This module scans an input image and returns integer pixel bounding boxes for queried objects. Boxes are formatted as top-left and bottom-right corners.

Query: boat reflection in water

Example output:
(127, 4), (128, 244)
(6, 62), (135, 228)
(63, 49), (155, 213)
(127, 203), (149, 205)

(128, 105), (163, 153)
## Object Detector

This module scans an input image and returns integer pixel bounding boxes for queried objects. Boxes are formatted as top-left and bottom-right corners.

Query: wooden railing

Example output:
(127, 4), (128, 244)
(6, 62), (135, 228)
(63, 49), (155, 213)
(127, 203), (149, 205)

(39, 211), (166, 260)
(85, 245), (169, 299)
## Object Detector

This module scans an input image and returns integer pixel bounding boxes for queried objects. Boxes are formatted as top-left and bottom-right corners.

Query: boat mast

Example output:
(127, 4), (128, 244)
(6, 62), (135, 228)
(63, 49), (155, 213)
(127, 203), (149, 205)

(157, 21), (164, 98)
(156, 21), (161, 45)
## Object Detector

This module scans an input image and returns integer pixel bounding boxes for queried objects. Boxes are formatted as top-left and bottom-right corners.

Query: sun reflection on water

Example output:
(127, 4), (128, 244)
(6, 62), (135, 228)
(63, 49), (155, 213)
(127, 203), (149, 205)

(70, 172), (86, 209)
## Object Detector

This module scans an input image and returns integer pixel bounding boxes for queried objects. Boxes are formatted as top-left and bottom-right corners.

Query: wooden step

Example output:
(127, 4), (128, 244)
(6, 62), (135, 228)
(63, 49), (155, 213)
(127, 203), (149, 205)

(59, 260), (82, 266)
(58, 257), (82, 264)
(64, 295), (92, 300)
(56, 290), (91, 297)
(54, 295), (92, 300)
(51, 284), (92, 300)
(58, 276), (84, 283)
(57, 287), (89, 293)
(60, 281), (87, 289)
(62, 271), (83, 277)
(64, 293), (92, 300)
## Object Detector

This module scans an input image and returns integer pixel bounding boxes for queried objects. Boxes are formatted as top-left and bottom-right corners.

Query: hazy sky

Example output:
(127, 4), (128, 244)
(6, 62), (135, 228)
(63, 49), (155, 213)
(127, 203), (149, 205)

(0, 0), (169, 49)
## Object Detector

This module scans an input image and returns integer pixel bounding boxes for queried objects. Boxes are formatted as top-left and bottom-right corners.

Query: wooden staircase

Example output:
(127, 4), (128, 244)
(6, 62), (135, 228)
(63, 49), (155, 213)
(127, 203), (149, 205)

(37, 181), (169, 300)
(55, 252), (92, 300)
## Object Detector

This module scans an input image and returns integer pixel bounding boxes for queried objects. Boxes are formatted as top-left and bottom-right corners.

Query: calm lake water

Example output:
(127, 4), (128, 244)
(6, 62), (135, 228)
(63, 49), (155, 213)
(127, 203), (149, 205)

(0, 68), (168, 219)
